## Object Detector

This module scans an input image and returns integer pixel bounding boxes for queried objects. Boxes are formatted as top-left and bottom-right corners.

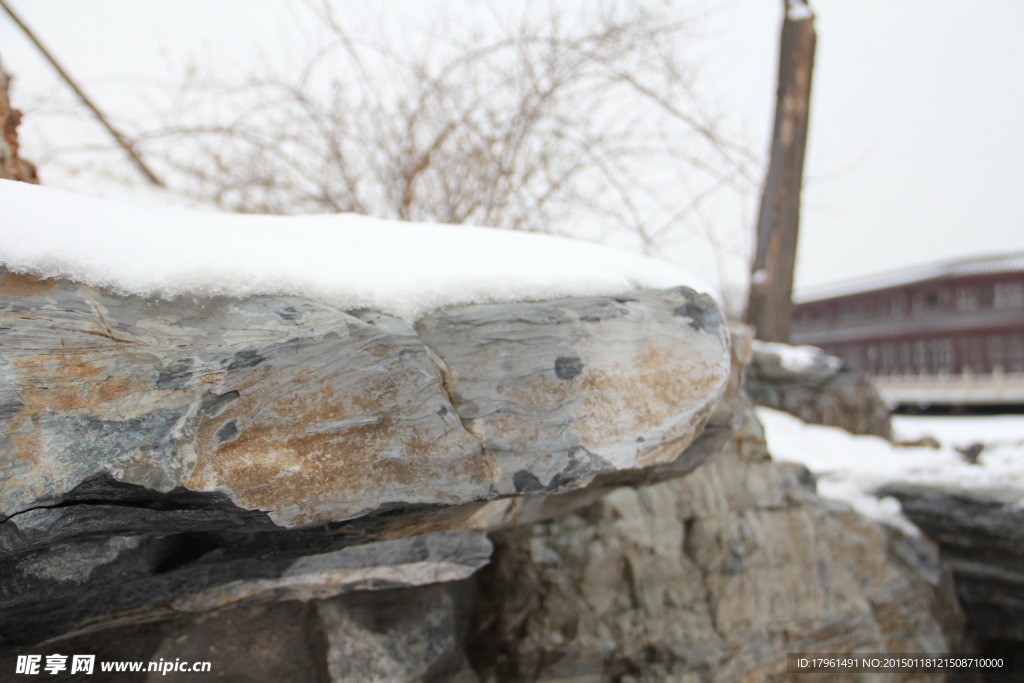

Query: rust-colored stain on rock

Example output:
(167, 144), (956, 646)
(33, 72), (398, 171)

(0, 272), (59, 296)
(576, 342), (719, 434)
(187, 356), (489, 526)
(13, 352), (146, 413)
(9, 352), (148, 465)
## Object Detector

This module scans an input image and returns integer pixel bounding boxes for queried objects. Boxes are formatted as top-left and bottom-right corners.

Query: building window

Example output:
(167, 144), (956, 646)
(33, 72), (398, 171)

(889, 297), (906, 318)
(967, 337), (985, 373)
(1009, 335), (1024, 372)
(914, 291), (941, 314)
(842, 301), (866, 321)
(994, 282), (1024, 309)
(914, 340), (927, 374)
(881, 344), (896, 375)
(956, 287), (978, 311)
(987, 337), (1004, 372)
(935, 339), (953, 374)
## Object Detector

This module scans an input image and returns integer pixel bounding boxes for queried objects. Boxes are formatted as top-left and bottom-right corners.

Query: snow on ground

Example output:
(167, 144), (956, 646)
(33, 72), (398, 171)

(757, 407), (1024, 535)
(892, 414), (1024, 450)
(0, 180), (714, 320)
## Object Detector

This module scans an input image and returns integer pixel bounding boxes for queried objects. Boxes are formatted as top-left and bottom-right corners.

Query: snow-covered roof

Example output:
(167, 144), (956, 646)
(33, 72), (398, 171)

(795, 251), (1024, 304)
(0, 180), (714, 321)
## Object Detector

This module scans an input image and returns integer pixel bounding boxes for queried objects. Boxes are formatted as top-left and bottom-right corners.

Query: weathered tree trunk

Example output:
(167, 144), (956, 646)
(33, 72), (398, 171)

(747, 0), (816, 342)
(0, 55), (38, 183)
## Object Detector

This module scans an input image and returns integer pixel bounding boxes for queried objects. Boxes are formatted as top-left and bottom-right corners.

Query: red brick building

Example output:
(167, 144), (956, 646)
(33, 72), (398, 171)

(791, 253), (1024, 406)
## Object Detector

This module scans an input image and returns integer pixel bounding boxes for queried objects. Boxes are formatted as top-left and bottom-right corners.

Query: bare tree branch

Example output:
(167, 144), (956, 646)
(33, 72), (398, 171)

(23, 0), (757, 312)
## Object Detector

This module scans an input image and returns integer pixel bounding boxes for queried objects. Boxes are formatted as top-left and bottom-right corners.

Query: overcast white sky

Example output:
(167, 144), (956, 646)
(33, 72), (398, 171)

(2, 0), (1022, 296)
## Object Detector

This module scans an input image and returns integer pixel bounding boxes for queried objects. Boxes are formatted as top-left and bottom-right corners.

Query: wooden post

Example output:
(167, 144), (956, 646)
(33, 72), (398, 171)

(747, 0), (816, 342)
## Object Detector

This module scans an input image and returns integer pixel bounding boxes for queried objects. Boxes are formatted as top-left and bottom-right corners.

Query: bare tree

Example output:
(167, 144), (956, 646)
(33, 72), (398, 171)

(746, 0), (816, 341)
(162, 6), (747, 228)
(18, 0), (757, 311)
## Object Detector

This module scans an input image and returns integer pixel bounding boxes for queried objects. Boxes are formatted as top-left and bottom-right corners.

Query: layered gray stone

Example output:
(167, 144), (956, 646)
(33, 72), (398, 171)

(1, 272), (728, 534)
(469, 395), (964, 681)
(0, 274), (488, 531)
(0, 583), (475, 682)
(0, 287), (974, 678)
(0, 525), (491, 650)
(879, 484), (1024, 652)
(416, 288), (729, 494)
(0, 270), (730, 649)
(746, 341), (892, 438)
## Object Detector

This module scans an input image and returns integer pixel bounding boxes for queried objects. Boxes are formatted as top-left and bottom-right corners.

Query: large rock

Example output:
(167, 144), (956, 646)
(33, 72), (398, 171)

(0, 582), (476, 682)
(0, 282), (973, 680)
(0, 272), (728, 531)
(880, 484), (1024, 656)
(470, 394), (964, 680)
(2, 266), (976, 680)
(746, 341), (892, 438)
(0, 270), (730, 648)
(0, 526), (492, 651)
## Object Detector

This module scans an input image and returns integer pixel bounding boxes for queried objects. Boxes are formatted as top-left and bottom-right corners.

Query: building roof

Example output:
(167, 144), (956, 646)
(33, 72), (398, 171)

(794, 252), (1024, 304)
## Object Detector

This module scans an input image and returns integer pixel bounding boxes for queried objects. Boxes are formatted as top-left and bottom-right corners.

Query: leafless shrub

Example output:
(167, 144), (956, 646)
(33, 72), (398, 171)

(147, 3), (747, 227)
(25, 0), (757, 308)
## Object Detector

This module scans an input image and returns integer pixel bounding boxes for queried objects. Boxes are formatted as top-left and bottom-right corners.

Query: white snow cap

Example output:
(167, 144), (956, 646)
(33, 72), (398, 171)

(753, 340), (840, 373)
(0, 180), (714, 320)
(786, 1), (814, 21)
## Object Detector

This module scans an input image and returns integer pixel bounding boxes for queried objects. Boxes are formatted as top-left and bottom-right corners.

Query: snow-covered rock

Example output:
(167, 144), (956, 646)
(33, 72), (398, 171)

(0, 181), (976, 675)
(0, 269), (729, 647)
(0, 179), (714, 321)
(471, 393), (963, 680)
(747, 341), (892, 438)
(880, 484), (1024, 654)
(760, 405), (1024, 659)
